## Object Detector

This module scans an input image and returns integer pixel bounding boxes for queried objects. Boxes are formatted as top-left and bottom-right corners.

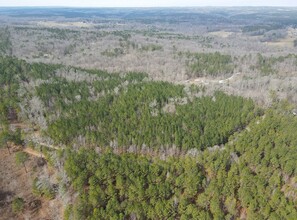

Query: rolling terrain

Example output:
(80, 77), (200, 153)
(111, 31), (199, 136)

(1, 7), (297, 220)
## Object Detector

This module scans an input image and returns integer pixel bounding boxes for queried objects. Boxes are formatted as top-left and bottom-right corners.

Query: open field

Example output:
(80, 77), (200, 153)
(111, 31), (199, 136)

(37, 21), (93, 28)
(209, 31), (233, 38)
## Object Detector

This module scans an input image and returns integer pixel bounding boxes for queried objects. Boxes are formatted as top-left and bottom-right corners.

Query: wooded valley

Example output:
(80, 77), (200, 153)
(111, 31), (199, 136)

(0, 7), (297, 220)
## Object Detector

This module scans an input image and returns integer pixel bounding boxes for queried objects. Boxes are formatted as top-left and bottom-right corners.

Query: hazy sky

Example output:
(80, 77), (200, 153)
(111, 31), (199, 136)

(0, 0), (296, 7)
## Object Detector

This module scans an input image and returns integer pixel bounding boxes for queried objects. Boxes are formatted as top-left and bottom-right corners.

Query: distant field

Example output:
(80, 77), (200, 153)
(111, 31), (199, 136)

(37, 21), (93, 28)
(266, 39), (295, 47)
(209, 31), (233, 38)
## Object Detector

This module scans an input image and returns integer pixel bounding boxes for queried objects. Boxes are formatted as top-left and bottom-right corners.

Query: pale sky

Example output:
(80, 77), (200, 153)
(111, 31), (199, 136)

(0, 0), (296, 7)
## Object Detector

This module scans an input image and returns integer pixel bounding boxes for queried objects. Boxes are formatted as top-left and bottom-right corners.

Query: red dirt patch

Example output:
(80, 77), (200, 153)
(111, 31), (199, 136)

(0, 148), (63, 220)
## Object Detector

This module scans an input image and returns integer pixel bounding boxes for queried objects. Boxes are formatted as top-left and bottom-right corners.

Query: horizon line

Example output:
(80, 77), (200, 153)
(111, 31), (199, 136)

(1, 5), (297, 8)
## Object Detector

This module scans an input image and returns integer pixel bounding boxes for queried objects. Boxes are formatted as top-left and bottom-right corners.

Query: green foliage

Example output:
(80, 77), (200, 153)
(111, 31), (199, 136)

(61, 104), (297, 219)
(0, 57), (23, 124)
(226, 110), (297, 218)
(44, 80), (257, 150)
(255, 53), (277, 75)
(10, 128), (23, 145)
(0, 27), (12, 55)
(1, 56), (297, 220)
(242, 24), (283, 34)
(12, 197), (25, 213)
(65, 149), (206, 219)
(0, 128), (22, 144)
(101, 47), (124, 57)
(15, 152), (28, 166)
(0, 129), (9, 148)
(140, 29), (213, 44)
(64, 204), (73, 220)
(32, 178), (56, 200)
(254, 53), (297, 75)
(111, 30), (131, 40)
(22, 54), (256, 151)
(0, 56), (60, 126)
(140, 44), (163, 51)
(18, 27), (80, 40)
(0, 128), (23, 154)
(186, 52), (234, 77)
(64, 108), (297, 219)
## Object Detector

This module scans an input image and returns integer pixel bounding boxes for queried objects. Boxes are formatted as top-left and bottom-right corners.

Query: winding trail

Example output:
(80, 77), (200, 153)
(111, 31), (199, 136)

(10, 122), (62, 157)
(24, 147), (45, 158)
(184, 72), (242, 85)
(35, 142), (60, 150)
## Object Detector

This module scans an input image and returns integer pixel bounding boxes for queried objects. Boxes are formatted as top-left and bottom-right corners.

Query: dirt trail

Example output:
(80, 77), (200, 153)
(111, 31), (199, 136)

(184, 72), (242, 85)
(36, 142), (60, 150)
(9, 122), (28, 129)
(23, 148), (45, 158)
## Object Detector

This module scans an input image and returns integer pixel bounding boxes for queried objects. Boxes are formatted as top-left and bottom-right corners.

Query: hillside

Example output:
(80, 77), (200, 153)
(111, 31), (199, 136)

(0, 56), (297, 219)
(1, 7), (297, 220)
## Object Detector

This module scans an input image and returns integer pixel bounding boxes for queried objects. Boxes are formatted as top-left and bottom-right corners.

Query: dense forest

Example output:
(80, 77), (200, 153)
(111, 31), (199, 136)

(186, 52), (234, 77)
(0, 56), (297, 219)
(42, 81), (258, 150)
(64, 109), (297, 219)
